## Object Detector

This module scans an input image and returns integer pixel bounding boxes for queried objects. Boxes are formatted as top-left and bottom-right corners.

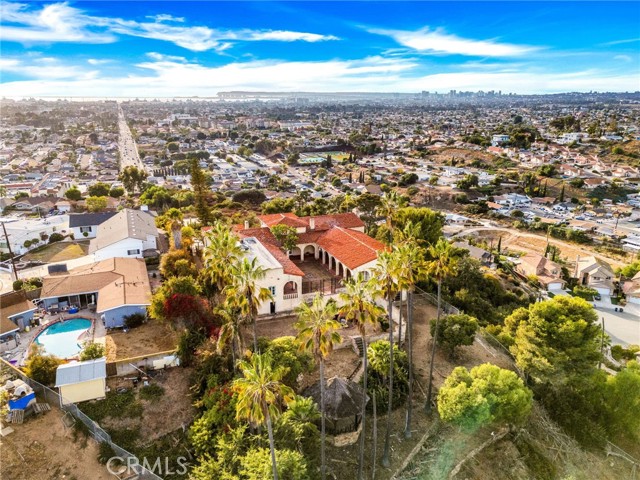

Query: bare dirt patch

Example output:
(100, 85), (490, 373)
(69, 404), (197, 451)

(1, 407), (112, 480)
(106, 320), (179, 361)
(103, 367), (196, 442)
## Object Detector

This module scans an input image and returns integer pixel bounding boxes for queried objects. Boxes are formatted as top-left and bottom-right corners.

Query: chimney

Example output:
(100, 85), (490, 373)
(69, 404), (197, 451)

(244, 220), (250, 229)
(309, 217), (315, 230)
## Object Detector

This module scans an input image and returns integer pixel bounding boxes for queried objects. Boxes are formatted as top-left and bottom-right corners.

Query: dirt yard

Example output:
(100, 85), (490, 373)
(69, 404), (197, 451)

(103, 367), (196, 442)
(471, 228), (628, 268)
(1, 407), (113, 480)
(105, 320), (179, 361)
(23, 241), (89, 263)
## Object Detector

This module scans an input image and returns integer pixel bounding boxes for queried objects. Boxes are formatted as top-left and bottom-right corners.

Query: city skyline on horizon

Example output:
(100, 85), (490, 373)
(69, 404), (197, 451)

(1, 1), (639, 98)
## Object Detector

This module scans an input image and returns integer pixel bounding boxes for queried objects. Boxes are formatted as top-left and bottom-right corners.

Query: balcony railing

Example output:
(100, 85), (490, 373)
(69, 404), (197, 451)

(283, 292), (299, 300)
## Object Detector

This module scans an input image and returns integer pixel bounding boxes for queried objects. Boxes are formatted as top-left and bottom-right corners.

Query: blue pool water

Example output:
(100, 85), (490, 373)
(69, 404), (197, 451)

(34, 318), (92, 358)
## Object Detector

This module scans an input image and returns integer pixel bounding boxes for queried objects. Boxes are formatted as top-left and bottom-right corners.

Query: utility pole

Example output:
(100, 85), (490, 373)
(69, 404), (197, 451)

(1, 221), (19, 283)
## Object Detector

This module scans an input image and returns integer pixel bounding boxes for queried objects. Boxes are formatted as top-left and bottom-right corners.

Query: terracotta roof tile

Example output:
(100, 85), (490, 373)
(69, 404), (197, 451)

(316, 227), (385, 270)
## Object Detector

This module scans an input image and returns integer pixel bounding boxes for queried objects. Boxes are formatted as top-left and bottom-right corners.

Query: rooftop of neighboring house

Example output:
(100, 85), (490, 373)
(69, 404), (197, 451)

(68, 212), (118, 228)
(0, 290), (36, 335)
(89, 208), (158, 253)
(40, 257), (151, 313)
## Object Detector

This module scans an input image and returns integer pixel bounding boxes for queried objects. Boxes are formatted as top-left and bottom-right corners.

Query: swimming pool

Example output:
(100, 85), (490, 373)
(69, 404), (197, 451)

(34, 318), (92, 358)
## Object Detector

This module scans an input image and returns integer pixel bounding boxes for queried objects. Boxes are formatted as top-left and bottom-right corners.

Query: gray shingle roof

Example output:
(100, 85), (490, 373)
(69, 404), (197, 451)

(68, 212), (117, 228)
(55, 357), (107, 387)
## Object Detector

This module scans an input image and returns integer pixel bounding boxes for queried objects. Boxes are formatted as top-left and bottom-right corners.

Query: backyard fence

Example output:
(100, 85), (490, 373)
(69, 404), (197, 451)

(413, 286), (461, 315)
(0, 358), (163, 480)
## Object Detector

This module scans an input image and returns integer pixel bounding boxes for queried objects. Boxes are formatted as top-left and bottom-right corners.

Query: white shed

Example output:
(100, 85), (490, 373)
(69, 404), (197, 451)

(55, 358), (107, 405)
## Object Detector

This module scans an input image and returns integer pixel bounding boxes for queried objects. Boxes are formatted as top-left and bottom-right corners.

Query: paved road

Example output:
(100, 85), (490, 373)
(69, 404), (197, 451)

(118, 105), (146, 173)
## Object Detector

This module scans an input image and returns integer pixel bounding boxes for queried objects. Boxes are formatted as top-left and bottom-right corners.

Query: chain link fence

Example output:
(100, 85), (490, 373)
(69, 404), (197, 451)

(1, 359), (163, 480)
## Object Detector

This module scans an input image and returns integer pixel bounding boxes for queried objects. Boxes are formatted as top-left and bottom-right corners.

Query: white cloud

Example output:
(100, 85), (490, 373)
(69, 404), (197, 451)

(87, 58), (111, 65)
(244, 30), (339, 42)
(613, 55), (633, 63)
(0, 1), (339, 51)
(1, 56), (97, 79)
(0, 2), (115, 44)
(369, 27), (539, 57)
(146, 14), (185, 23)
(600, 38), (640, 47)
(2, 55), (638, 98)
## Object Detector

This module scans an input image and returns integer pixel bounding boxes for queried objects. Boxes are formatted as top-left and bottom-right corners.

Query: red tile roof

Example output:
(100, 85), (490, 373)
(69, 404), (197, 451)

(316, 227), (385, 270)
(256, 212), (365, 231)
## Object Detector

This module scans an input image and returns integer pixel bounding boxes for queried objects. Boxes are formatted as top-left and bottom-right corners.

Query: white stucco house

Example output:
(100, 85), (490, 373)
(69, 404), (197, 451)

(69, 212), (117, 239)
(89, 209), (159, 261)
(203, 213), (386, 316)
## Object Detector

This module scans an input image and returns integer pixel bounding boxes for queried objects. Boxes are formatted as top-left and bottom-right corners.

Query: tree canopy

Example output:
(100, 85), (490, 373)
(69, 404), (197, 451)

(438, 363), (532, 430)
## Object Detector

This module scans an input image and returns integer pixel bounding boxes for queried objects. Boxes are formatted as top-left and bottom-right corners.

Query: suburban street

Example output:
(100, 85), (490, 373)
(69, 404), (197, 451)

(594, 300), (640, 347)
(117, 105), (146, 173)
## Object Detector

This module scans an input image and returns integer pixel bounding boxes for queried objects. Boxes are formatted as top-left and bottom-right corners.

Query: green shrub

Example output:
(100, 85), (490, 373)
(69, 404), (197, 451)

(139, 384), (165, 401)
(97, 441), (117, 465)
(48, 232), (64, 243)
(367, 340), (409, 411)
(573, 284), (598, 300)
(124, 312), (146, 329)
(79, 390), (143, 422)
(79, 342), (105, 361)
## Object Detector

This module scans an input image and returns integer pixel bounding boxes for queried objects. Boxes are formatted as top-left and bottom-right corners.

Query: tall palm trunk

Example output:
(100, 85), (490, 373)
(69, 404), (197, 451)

(381, 288), (394, 468)
(320, 357), (327, 480)
(404, 289), (414, 439)
(358, 330), (368, 480)
(248, 292), (258, 352)
(398, 291), (404, 347)
(265, 409), (279, 480)
(425, 280), (441, 413)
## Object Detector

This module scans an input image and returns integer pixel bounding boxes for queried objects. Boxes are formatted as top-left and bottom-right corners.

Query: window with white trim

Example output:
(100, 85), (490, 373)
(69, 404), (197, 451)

(80, 226), (92, 233)
(268, 286), (276, 296)
(127, 249), (140, 255)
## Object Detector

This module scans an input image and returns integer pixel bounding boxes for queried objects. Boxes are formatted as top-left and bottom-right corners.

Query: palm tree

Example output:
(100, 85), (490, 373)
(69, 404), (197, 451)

(373, 250), (400, 468)
(339, 274), (384, 480)
(203, 222), (242, 301)
(425, 238), (457, 413)
(375, 191), (407, 244)
(215, 299), (243, 369)
(165, 208), (183, 249)
(394, 241), (427, 439)
(294, 293), (342, 480)
(233, 353), (295, 480)
(226, 257), (273, 352)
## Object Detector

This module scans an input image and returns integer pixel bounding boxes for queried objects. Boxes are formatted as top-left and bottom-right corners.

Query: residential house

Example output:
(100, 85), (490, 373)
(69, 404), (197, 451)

(452, 242), (492, 264)
(55, 358), (107, 405)
(89, 209), (159, 261)
(622, 271), (640, 305)
(9, 196), (57, 214)
(69, 212), (117, 239)
(0, 290), (37, 352)
(40, 257), (152, 328)
(516, 253), (565, 291)
(574, 256), (615, 295)
(203, 212), (385, 316)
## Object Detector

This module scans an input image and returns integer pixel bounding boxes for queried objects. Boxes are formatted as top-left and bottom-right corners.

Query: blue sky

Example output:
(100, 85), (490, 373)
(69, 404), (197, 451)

(1, 1), (639, 97)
